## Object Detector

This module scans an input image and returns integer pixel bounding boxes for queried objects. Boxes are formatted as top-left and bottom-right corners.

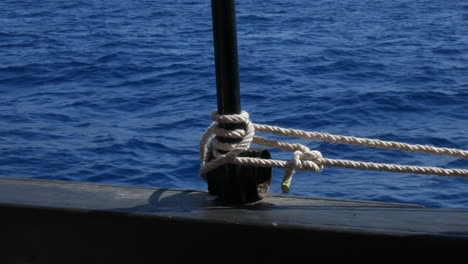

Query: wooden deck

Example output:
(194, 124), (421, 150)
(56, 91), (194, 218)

(1, 176), (467, 263)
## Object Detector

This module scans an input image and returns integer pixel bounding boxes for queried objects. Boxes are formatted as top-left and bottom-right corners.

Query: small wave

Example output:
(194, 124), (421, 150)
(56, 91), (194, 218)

(432, 47), (463, 55)
(238, 14), (274, 22)
(31, 113), (76, 123)
(23, 10), (55, 17)
(323, 48), (358, 57)
(94, 53), (122, 63)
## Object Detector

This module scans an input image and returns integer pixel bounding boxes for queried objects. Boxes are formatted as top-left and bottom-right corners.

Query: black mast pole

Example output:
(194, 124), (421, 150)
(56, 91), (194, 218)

(208, 0), (271, 204)
(211, 0), (240, 115)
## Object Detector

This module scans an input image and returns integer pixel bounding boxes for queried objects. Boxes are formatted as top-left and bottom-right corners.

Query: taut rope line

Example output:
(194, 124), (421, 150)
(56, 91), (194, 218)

(200, 111), (468, 193)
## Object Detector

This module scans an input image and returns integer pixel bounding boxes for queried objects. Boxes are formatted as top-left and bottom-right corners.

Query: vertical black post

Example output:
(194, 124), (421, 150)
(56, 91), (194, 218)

(208, 0), (271, 204)
(211, 0), (241, 115)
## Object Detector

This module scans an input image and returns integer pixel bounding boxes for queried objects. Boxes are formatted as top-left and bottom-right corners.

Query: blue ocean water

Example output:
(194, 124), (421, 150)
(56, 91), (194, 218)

(1, 0), (468, 209)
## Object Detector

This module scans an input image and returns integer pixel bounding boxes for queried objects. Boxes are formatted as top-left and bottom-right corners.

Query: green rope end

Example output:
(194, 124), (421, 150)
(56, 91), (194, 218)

(281, 182), (290, 194)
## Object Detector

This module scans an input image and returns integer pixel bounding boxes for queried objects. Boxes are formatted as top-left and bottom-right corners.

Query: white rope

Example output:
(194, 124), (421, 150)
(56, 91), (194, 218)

(199, 111), (255, 177)
(199, 110), (468, 193)
(254, 124), (468, 159)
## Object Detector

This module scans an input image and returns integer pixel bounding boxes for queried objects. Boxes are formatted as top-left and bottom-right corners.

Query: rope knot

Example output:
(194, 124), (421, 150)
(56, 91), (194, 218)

(291, 149), (323, 172)
(199, 111), (254, 178)
(281, 148), (323, 193)
(211, 110), (250, 124)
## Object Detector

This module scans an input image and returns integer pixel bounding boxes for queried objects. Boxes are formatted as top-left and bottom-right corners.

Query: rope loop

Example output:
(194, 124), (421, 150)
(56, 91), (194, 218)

(199, 111), (254, 178)
(211, 110), (250, 124)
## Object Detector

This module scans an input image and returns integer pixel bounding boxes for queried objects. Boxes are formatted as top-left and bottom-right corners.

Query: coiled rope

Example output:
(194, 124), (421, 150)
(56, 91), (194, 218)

(199, 111), (468, 193)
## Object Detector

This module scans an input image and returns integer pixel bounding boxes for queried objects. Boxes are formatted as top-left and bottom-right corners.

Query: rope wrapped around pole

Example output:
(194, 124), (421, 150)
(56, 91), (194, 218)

(200, 111), (468, 193)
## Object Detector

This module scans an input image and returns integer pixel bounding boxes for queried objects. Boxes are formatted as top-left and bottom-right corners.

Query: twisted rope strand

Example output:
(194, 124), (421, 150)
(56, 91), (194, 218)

(254, 124), (468, 159)
(319, 158), (468, 177)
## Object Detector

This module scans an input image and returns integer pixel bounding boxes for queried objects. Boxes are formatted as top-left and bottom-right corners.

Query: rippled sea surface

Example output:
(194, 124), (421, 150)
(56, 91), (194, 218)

(1, 0), (468, 208)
